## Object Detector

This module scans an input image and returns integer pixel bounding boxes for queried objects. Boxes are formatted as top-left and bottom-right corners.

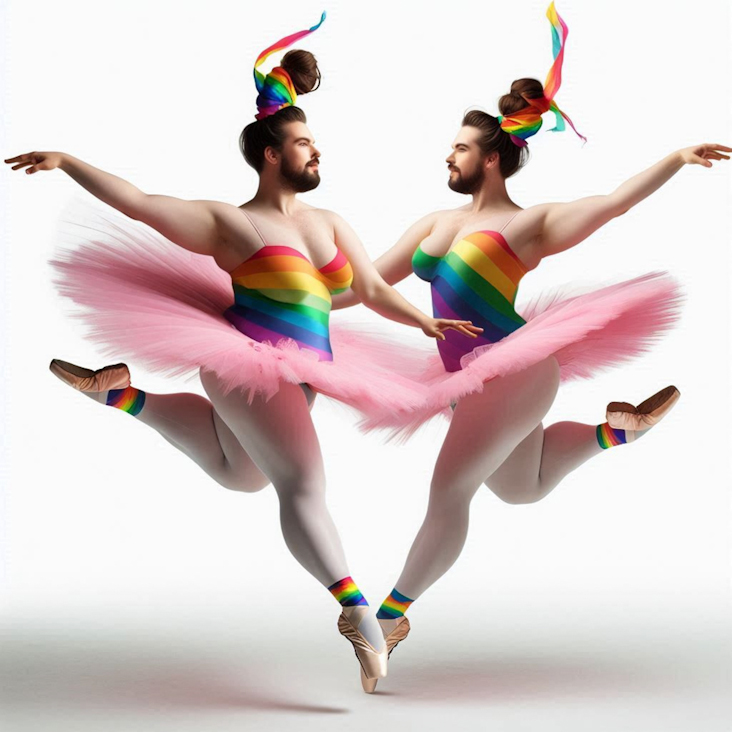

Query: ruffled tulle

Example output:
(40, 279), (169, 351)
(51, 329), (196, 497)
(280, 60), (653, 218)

(49, 200), (685, 441)
(359, 271), (685, 439)
(49, 201), (430, 425)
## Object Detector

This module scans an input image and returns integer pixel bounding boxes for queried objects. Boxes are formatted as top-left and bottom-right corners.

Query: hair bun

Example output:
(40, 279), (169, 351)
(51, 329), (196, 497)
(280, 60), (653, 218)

(281, 49), (321, 95)
(498, 78), (545, 116)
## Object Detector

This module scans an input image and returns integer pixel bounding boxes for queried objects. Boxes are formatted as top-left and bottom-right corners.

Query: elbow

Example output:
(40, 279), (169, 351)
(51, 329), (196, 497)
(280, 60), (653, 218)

(605, 193), (631, 218)
(358, 280), (389, 308)
(120, 192), (150, 222)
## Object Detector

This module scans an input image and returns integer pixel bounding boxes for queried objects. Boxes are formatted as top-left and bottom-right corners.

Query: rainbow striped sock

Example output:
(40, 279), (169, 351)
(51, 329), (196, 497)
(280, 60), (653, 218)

(376, 588), (414, 619)
(596, 421), (647, 449)
(106, 386), (146, 416)
(328, 576), (368, 607)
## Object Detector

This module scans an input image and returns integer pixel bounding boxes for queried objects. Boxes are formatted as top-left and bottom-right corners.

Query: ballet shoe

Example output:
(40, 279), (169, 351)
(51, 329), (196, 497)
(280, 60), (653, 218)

(381, 615), (411, 657)
(337, 607), (388, 693)
(49, 358), (131, 392)
(606, 385), (680, 432)
(359, 616), (412, 693)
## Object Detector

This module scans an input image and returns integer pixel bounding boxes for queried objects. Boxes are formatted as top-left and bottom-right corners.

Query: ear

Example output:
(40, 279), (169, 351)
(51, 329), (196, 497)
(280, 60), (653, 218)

(264, 146), (279, 166)
(484, 152), (500, 170)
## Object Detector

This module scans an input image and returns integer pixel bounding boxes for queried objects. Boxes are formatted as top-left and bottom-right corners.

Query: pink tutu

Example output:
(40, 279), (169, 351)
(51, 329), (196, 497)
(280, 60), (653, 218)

(49, 202), (685, 439)
(49, 203), (430, 425)
(360, 271), (685, 438)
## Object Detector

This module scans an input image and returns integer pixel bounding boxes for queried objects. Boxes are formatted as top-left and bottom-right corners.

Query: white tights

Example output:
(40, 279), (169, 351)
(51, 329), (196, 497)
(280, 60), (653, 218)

(130, 372), (353, 589)
(83, 370), (386, 650)
(393, 355), (607, 600)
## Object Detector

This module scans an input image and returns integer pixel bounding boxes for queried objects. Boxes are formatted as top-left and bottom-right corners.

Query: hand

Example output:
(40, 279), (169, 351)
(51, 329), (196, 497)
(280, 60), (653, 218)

(4, 151), (65, 174)
(421, 317), (484, 341)
(678, 143), (731, 168)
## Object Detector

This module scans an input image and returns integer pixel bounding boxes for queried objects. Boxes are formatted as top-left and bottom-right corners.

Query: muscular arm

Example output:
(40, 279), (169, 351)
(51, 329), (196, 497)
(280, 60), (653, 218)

(532, 144), (730, 259)
(532, 151), (686, 258)
(6, 151), (225, 255)
(331, 211), (438, 310)
(60, 154), (225, 254)
(327, 211), (478, 339)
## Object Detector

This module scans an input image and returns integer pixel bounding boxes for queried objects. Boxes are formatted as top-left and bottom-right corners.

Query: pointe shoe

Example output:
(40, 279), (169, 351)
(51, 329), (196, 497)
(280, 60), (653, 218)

(337, 607), (388, 693)
(49, 359), (131, 392)
(606, 385), (680, 432)
(360, 616), (412, 693)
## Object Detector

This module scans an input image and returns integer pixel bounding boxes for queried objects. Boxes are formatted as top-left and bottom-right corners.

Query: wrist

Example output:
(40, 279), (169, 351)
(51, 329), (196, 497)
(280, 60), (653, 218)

(416, 313), (432, 330)
(58, 153), (75, 172)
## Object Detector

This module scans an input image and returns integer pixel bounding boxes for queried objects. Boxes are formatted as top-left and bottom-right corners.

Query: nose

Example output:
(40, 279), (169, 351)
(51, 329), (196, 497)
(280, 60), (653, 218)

(312, 145), (321, 159)
(445, 153), (455, 165)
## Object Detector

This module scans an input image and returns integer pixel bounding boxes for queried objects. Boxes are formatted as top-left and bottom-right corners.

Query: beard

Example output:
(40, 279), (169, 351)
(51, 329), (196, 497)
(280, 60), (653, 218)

(281, 156), (321, 192)
(447, 165), (484, 195)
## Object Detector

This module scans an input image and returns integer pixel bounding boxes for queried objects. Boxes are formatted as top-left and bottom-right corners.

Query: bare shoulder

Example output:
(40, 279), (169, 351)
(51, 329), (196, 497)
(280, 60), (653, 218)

(433, 205), (469, 223)
(314, 207), (343, 224)
(313, 208), (360, 241)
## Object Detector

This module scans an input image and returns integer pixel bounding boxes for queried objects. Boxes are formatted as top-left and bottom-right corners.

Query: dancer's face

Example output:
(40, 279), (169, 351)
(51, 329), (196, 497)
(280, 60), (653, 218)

(445, 126), (485, 195)
(277, 121), (321, 193)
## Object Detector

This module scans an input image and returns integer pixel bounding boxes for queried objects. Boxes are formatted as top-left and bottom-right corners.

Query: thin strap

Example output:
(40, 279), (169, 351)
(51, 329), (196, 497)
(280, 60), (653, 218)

(499, 210), (522, 235)
(239, 208), (268, 248)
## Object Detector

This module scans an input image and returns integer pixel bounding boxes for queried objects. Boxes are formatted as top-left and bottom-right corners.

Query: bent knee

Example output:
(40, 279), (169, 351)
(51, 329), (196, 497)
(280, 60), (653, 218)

(490, 483), (544, 505)
(428, 476), (477, 510)
(216, 468), (270, 494)
(274, 475), (326, 502)
(222, 478), (269, 494)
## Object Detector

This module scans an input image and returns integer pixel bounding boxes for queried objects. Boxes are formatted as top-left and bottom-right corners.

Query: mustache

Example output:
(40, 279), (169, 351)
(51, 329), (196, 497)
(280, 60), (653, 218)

(307, 158), (320, 167)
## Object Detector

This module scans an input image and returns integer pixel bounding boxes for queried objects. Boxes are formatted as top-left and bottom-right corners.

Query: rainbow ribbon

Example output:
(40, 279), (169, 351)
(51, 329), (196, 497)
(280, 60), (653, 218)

(253, 12), (326, 120)
(498, 2), (587, 147)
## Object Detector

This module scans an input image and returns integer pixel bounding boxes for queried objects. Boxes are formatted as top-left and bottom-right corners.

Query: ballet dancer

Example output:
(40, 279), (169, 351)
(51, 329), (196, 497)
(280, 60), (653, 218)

(4, 13), (479, 691)
(331, 2), (729, 689)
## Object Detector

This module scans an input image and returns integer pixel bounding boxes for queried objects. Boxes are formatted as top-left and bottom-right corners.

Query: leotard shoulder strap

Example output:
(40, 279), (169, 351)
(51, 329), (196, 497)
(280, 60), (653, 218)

(239, 208), (268, 248)
(499, 210), (522, 235)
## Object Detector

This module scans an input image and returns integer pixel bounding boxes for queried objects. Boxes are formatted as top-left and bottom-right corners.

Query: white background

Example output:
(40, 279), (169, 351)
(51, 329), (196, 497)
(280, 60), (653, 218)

(1, 1), (731, 730)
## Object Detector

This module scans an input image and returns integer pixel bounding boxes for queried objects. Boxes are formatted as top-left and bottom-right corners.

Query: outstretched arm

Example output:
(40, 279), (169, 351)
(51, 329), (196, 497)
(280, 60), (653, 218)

(331, 211), (437, 310)
(4, 151), (225, 255)
(327, 211), (481, 341)
(531, 143), (731, 259)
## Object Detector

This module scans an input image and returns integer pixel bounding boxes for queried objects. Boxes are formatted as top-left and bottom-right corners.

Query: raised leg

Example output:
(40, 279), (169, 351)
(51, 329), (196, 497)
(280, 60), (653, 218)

(484, 420), (602, 504)
(50, 359), (274, 492)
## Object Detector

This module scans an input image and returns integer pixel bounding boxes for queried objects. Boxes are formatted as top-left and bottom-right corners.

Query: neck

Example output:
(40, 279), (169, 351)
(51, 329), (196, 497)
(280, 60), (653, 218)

(468, 174), (514, 213)
(250, 174), (300, 215)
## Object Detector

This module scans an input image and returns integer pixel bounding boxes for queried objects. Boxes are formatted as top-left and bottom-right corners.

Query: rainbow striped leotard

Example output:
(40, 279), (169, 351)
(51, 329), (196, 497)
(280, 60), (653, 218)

(224, 244), (354, 361)
(412, 230), (528, 372)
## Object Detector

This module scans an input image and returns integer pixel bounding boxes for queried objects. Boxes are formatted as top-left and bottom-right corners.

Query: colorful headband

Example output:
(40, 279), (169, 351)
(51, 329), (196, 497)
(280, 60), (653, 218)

(497, 2), (587, 147)
(253, 12), (326, 120)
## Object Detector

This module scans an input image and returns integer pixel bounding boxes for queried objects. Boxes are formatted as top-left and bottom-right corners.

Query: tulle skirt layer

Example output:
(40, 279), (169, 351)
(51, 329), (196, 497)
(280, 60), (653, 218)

(360, 271), (685, 438)
(49, 205), (430, 425)
(49, 203), (685, 438)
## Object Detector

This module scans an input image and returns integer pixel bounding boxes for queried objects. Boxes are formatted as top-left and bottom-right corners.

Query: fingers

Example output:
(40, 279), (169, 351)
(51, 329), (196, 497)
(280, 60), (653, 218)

(4, 152), (35, 164)
(691, 154), (713, 167)
(4, 152), (40, 172)
(435, 319), (484, 338)
(456, 325), (479, 338)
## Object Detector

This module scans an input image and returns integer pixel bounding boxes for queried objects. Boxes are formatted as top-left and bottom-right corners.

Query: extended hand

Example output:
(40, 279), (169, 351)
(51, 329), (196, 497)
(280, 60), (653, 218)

(422, 318), (484, 341)
(679, 143), (731, 168)
(4, 151), (65, 174)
